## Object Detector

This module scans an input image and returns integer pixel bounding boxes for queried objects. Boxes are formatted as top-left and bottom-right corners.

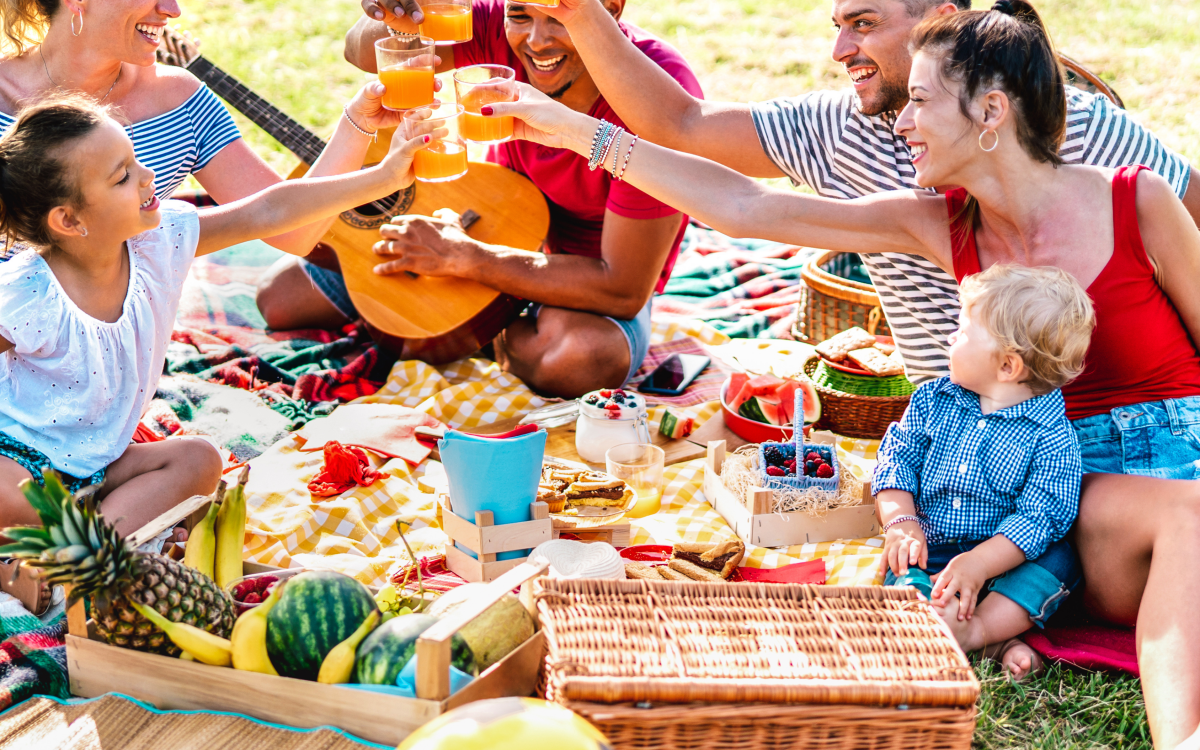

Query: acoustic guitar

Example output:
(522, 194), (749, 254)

(157, 29), (550, 364)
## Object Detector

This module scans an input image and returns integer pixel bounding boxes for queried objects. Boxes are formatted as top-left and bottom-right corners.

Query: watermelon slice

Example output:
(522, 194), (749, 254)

(659, 409), (696, 439)
(725, 373), (751, 410)
(776, 380), (800, 424)
(746, 374), (785, 396)
(757, 397), (785, 426)
(798, 380), (822, 424)
(738, 396), (768, 424)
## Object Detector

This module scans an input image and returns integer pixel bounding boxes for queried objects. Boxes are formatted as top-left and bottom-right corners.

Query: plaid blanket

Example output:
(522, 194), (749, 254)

(655, 230), (815, 340)
(0, 594), (68, 711)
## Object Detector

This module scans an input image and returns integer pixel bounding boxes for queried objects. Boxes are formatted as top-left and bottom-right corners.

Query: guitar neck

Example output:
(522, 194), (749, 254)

(186, 56), (328, 166)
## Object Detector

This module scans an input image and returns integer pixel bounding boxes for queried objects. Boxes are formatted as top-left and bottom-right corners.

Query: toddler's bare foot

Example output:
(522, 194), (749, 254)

(991, 638), (1044, 681)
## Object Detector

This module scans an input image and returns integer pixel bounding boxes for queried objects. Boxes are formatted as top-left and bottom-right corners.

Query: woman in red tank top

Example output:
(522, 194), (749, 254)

(493, 0), (1200, 742)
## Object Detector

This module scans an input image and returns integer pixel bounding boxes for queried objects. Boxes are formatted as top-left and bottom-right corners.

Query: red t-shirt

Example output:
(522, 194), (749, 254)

(454, 0), (704, 293)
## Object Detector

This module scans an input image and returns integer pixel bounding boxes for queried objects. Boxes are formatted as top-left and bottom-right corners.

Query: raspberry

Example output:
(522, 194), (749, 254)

(255, 575), (278, 592)
(763, 445), (788, 466)
(765, 466), (786, 477)
(815, 463), (834, 478)
(805, 451), (822, 463)
(784, 459), (796, 470)
(604, 403), (621, 411)
(243, 592), (263, 605)
(614, 389), (626, 397)
(599, 389), (613, 398)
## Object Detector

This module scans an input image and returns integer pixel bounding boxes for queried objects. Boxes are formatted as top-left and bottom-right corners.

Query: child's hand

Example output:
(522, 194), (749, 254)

(883, 520), (927, 576)
(931, 551), (989, 620)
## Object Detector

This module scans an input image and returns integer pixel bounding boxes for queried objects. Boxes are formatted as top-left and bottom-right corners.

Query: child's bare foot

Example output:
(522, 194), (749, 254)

(991, 638), (1045, 681)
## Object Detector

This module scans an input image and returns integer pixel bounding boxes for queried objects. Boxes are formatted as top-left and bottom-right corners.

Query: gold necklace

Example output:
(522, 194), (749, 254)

(38, 45), (121, 102)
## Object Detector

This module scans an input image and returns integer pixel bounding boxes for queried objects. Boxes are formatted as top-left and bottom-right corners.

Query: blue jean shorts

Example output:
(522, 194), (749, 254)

(0, 431), (106, 495)
(885, 537), (1083, 627)
(301, 259), (653, 384)
(1071, 395), (1200, 478)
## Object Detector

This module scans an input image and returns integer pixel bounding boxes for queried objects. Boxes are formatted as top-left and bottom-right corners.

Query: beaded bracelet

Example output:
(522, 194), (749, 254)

(594, 125), (621, 172)
(588, 120), (614, 170)
(881, 515), (922, 533)
(615, 134), (639, 182)
(343, 107), (378, 142)
(610, 129), (623, 176)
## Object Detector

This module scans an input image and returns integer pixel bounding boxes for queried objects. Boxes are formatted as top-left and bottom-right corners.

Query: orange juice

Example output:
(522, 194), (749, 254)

(414, 140), (468, 182)
(419, 4), (473, 44)
(458, 88), (514, 143)
(625, 486), (662, 519)
(379, 65), (435, 110)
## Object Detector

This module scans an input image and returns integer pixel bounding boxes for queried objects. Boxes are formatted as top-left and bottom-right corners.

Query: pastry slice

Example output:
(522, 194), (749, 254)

(658, 566), (692, 582)
(565, 476), (630, 507)
(847, 347), (905, 377)
(625, 562), (665, 581)
(815, 327), (877, 362)
(669, 558), (727, 583)
(671, 539), (745, 579)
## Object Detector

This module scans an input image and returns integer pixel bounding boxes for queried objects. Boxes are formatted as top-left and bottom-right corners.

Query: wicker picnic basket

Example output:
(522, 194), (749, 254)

(793, 250), (891, 344)
(804, 357), (910, 440)
(535, 578), (979, 750)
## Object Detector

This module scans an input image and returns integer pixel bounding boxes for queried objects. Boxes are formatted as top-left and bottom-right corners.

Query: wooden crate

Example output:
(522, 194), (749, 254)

(705, 440), (879, 547)
(441, 497), (552, 582)
(551, 522), (630, 547)
(67, 493), (549, 748)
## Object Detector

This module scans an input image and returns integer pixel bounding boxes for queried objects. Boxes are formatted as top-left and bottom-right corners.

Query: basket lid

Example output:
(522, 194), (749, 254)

(534, 579), (980, 709)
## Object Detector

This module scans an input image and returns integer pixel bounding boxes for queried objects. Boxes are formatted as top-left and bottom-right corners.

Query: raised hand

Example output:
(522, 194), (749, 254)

(362, 0), (424, 25)
(482, 82), (593, 152)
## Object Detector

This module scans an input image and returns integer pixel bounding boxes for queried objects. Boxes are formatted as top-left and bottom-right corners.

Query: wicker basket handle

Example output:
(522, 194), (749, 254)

(866, 306), (881, 336)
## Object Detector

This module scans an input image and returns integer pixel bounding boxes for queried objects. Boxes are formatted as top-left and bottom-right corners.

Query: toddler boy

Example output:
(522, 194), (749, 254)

(873, 264), (1096, 679)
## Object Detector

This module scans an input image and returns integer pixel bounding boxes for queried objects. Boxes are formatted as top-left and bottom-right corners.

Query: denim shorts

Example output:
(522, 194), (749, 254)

(301, 259), (653, 384)
(1071, 395), (1200, 478)
(885, 537), (1083, 627)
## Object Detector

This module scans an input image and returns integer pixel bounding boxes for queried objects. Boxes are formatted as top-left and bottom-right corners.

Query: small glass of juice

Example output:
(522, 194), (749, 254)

(453, 64), (516, 146)
(404, 99), (469, 183)
(606, 443), (665, 519)
(375, 35), (436, 111)
(417, 0), (473, 45)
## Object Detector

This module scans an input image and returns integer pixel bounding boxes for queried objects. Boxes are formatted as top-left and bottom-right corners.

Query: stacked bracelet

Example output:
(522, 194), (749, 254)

(881, 515), (922, 533)
(343, 107), (377, 142)
(615, 134), (639, 182)
(588, 120), (615, 170)
(610, 129), (623, 176)
(595, 126), (621, 172)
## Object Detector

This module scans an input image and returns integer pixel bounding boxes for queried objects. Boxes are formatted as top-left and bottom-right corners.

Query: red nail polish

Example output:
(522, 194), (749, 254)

(481, 106), (493, 116)
(424, 135), (431, 143)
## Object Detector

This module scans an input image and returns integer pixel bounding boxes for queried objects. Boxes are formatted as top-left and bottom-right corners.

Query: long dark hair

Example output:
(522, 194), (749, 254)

(0, 94), (110, 248)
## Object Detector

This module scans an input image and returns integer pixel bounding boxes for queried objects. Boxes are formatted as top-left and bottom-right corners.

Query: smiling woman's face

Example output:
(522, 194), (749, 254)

(58, 0), (180, 67)
(893, 50), (978, 188)
(503, 2), (589, 99)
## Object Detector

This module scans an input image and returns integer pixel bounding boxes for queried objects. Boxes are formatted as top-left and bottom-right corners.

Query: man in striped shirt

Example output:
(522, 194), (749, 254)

(540, 0), (1196, 382)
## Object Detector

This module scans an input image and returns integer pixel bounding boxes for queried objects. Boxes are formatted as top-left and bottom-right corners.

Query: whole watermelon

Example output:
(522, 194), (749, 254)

(355, 613), (475, 686)
(266, 570), (378, 680)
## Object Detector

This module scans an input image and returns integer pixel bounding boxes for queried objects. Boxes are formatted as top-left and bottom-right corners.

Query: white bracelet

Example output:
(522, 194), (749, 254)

(343, 107), (377, 142)
(882, 515), (921, 533)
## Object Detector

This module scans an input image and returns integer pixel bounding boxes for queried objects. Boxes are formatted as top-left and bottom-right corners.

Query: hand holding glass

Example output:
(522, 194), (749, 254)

(454, 64), (517, 145)
(375, 35), (436, 111)
(403, 100), (468, 183)
(418, 0), (473, 44)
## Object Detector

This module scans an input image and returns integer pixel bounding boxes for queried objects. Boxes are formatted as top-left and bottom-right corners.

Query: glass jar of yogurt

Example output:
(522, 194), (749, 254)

(575, 388), (651, 463)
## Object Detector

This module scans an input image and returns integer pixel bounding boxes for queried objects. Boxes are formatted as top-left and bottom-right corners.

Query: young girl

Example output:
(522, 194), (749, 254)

(0, 94), (429, 535)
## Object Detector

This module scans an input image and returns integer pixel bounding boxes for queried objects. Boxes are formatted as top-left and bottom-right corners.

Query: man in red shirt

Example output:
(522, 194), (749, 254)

(255, 0), (702, 398)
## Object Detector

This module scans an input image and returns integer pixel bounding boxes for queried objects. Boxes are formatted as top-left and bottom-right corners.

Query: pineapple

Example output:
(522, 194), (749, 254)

(0, 471), (235, 656)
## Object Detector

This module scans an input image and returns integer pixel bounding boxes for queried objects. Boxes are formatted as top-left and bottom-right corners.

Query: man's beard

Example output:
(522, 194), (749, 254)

(857, 70), (910, 117)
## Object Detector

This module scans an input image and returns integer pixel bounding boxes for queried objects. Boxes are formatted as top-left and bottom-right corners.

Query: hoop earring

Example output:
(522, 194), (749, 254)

(79, 227), (87, 237)
(978, 129), (999, 152)
(70, 9), (83, 36)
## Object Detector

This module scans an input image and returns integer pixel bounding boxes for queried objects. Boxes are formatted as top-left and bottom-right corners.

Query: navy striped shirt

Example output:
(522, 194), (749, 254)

(873, 378), (1081, 561)
(0, 83), (241, 200)
(752, 86), (1191, 383)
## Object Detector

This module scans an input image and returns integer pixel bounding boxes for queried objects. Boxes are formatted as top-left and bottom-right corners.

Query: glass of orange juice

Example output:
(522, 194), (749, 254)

(375, 35), (436, 111)
(606, 443), (665, 519)
(404, 99), (469, 183)
(417, 0), (473, 45)
(453, 64), (516, 145)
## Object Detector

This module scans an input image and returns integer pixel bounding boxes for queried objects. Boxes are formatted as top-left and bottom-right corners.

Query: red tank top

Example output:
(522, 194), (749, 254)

(949, 165), (1200, 421)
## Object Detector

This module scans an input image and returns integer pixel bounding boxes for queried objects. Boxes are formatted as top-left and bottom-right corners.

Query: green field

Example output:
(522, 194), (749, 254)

(178, 0), (1175, 745)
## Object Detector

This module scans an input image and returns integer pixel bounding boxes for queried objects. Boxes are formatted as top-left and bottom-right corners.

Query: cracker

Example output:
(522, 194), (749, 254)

(625, 562), (665, 580)
(815, 327), (877, 362)
(848, 347), (905, 377)
(658, 566), (692, 582)
(669, 558), (727, 582)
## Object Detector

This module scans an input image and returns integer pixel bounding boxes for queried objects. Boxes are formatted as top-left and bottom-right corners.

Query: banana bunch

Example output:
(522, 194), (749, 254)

(230, 578), (285, 674)
(182, 466), (249, 589)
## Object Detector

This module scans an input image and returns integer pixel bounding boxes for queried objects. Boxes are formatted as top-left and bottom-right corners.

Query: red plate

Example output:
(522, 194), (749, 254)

(819, 335), (896, 376)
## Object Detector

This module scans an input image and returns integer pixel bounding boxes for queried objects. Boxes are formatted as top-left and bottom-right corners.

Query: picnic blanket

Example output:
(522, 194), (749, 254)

(0, 593), (69, 709)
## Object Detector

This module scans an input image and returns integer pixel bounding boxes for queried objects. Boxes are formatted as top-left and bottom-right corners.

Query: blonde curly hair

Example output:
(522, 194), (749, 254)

(0, 0), (58, 56)
(959, 264), (1096, 395)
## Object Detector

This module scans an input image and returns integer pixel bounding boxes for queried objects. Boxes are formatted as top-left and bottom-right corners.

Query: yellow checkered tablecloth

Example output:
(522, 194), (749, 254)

(241, 320), (885, 587)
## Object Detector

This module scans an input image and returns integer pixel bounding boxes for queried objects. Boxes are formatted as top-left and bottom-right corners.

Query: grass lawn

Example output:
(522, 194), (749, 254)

(176, 0), (1174, 745)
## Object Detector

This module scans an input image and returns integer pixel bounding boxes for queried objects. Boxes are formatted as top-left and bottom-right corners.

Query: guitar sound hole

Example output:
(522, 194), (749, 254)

(339, 184), (417, 230)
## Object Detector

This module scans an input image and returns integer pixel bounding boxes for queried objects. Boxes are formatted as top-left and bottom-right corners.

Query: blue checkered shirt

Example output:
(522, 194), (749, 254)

(873, 377), (1081, 560)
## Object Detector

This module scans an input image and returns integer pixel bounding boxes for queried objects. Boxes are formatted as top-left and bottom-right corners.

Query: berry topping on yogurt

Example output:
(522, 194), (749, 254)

(581, 388), (646, 420)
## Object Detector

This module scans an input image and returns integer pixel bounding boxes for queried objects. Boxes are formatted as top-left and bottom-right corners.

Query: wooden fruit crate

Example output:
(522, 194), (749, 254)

(705, 440), (879, 548)
(66, 493), (549, 747)
(440, 497), (552, 583)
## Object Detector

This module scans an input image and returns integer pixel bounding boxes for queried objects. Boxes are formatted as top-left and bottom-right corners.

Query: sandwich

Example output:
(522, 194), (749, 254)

(564, 476), (631, 508)
(671, 539), (745, 580)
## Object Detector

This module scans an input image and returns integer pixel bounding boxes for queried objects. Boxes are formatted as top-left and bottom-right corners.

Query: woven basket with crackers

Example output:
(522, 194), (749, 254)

(806, 326), (913, 440)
